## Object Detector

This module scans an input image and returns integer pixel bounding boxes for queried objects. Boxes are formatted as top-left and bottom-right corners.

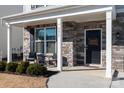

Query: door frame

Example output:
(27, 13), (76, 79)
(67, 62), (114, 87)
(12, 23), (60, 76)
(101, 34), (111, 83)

(84, 28), (102, 66)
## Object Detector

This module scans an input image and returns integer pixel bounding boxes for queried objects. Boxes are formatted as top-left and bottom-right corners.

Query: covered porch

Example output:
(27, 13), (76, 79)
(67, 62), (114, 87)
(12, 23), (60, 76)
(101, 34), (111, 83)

(1, 5), (116, 78)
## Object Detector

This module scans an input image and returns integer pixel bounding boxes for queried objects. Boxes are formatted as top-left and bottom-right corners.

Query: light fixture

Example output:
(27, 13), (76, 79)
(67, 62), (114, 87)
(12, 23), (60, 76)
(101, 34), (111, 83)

(116, 32), (120, 39)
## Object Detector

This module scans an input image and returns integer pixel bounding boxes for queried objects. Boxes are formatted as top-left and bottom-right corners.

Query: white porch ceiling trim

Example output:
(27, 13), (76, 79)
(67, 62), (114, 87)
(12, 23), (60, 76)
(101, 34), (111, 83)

(9, 6), (113, 25)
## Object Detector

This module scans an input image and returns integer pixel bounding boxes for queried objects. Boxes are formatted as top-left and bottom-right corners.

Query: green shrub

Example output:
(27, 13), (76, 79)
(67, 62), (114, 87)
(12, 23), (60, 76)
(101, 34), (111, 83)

(6, 62), (18, 72)
(0, 62), (7, 71)
(16, 61), (29, 74)
(26, 63), (47, 76)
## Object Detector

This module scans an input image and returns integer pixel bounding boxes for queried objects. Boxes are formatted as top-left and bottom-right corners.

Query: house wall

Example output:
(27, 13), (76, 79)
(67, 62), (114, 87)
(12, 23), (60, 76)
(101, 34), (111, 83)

(23, 15), (124, 71)
(63, 21), (106, 66)
(63, 19), (124, 72)
(112, 13), (124, 71)
(23, 21), (106, 67)
(5, 5), (124, 71)
(0, 5), (23, 59)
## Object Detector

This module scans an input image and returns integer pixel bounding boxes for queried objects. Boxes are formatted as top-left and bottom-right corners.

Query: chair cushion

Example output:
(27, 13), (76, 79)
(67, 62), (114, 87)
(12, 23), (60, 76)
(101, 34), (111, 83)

(27, 58), (35, 61)
(29, 52), (36, 59)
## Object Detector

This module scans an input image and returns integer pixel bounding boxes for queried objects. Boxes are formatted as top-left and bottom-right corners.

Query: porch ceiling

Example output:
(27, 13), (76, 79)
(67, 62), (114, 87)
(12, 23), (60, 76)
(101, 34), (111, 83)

(11, 12), (106, 27)
(64, 12), (106, 22)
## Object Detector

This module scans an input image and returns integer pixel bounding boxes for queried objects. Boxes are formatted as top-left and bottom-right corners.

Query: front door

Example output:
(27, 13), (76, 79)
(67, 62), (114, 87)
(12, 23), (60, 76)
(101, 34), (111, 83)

(85, 29), (101, 64)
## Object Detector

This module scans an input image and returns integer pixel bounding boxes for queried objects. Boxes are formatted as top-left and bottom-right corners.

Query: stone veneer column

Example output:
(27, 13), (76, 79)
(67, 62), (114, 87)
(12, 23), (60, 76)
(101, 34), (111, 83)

(23, 28), (31, 61)
(62, 42), (73, 66)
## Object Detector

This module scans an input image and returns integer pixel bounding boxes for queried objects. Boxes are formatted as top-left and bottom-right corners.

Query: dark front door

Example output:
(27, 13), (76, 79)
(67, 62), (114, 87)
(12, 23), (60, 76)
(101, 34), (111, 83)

(85, 29), (101, 64)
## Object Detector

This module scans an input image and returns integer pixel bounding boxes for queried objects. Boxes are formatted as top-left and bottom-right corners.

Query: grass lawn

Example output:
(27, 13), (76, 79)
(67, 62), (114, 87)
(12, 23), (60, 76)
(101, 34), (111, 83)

(0, 73), (48, 88)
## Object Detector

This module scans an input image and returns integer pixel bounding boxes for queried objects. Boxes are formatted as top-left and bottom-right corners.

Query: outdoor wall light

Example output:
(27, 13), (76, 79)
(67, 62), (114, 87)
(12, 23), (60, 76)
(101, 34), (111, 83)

(116, 32), (120, 39)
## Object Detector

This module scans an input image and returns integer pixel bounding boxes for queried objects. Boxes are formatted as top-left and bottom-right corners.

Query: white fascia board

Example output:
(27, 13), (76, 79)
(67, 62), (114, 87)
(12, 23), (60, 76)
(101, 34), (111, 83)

(9, 6), (113, 25)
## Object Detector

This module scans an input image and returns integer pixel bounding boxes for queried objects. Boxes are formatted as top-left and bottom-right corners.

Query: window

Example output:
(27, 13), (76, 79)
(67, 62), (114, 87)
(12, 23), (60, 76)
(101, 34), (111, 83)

(36, 28), (44, 40)
(46, 28), (56, 40)
(36, 42), (44, 53)
(35, 27), (56, 54)
(46, 42), (55, 53)
(31, 5), (49, 10)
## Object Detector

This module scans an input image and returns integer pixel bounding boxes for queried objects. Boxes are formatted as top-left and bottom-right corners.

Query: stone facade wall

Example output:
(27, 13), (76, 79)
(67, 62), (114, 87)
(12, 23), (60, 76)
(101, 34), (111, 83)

(112, 46), (124, 71)
(63, 20), (124, 71)
(62, 42), (74, 66)
(63, 21), (106, 66)
(112, 13), (124, 71)
(77, 21), (106, 66)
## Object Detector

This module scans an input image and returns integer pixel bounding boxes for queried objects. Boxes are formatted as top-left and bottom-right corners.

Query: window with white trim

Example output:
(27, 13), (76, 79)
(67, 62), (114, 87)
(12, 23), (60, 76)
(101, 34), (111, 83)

(35, 27), (57, 54)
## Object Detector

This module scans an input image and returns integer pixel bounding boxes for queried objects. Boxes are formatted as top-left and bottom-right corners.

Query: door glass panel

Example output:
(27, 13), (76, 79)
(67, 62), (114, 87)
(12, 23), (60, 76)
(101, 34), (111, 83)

(36, 42), (44, 53)
(36, 29), (44, 40)
(88, 37), (98, 46)
(46, 27), (56, 40)
(46, 42), (55, 53)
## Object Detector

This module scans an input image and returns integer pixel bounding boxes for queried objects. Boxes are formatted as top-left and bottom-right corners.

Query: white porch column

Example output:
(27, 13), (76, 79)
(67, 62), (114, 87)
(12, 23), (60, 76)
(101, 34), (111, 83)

(57, 18), (63, 71)
(7, 23), (12, 63)
(106, 11), (112, 78)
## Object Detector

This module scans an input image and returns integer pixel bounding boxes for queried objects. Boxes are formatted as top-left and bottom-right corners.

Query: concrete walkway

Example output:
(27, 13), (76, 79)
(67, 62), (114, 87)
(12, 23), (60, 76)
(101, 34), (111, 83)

(111, 72), (124, 88)
(47, 70), (111, 88)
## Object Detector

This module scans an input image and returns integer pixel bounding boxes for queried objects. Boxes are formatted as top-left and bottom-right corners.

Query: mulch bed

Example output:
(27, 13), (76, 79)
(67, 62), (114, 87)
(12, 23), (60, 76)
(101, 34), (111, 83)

(0, 71), (58, 88)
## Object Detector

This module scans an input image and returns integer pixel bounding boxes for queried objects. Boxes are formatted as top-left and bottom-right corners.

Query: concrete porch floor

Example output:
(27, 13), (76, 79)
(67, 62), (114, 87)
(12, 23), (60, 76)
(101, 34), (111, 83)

(47, 70), (111, 88)
(111, 72), (124, 88)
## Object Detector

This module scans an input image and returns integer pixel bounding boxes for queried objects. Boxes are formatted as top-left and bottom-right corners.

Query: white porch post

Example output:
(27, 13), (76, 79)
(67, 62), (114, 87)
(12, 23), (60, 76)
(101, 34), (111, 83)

(7, 23), (12, 63)
(106, 11), (112, 78)
(57, 18), (63, 71)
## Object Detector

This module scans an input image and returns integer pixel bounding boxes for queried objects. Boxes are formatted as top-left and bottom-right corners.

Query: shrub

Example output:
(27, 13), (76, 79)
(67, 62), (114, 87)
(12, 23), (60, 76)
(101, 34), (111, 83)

(6, 62), (18, 72)
(26, 63), (47, 76)
(16, 61), (29, 74)
(0, 62), (7, 71)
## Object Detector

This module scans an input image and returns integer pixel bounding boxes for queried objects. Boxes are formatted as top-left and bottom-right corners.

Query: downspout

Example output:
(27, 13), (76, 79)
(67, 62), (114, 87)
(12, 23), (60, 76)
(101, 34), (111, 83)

(0, 19), (3, 61)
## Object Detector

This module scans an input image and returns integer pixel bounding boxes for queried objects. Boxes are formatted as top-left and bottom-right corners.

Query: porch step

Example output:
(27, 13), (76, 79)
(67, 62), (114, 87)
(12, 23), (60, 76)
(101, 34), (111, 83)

(47, 66), (105, 71)
(63, 66), (105, 71)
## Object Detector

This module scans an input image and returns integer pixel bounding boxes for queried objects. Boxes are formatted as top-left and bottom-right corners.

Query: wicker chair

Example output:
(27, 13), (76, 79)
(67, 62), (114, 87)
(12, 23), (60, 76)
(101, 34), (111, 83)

(45, 53), (57, 67)
(36, 54), (45, 65)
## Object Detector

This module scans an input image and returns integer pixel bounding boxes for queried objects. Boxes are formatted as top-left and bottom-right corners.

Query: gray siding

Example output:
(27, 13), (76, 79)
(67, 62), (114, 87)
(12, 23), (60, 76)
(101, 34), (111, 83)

(0, 5), (23, 58)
